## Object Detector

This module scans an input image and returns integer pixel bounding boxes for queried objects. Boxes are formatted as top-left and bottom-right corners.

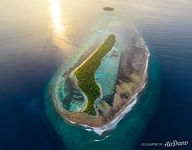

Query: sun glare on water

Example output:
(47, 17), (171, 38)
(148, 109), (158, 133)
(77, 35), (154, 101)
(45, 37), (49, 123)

(48, 0), (72, 53)
(48, 0), (64, 37)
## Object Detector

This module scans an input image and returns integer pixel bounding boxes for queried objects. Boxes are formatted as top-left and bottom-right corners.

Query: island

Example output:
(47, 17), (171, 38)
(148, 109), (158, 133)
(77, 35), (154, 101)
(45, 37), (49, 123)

(74, 34), (116, 115)
(103, 7), (114, 11)
(50, 17), (150, 134)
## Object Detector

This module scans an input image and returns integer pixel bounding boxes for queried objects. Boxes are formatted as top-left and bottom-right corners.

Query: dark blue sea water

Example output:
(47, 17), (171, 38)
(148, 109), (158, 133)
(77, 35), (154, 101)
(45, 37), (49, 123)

(0, 0), (192, 150)
(137, 11), (192, 149)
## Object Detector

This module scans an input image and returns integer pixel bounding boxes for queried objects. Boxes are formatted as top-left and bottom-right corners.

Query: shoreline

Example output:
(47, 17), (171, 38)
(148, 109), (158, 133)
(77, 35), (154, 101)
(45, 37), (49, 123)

(49, 19), (150, 134)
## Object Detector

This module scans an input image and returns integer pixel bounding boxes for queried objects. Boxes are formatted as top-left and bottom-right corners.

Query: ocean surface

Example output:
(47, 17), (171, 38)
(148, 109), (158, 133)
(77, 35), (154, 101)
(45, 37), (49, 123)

(0, 0), (192, 150)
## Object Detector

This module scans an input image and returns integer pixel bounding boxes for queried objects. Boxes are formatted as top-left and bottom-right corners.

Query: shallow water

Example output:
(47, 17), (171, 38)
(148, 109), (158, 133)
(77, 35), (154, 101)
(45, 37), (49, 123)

(0, 0), (192, 149)
(95, 48), (121, 105)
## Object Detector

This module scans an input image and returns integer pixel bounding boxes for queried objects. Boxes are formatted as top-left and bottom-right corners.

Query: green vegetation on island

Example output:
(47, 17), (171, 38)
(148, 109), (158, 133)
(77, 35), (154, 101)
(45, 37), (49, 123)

(75, 34), (116, 115)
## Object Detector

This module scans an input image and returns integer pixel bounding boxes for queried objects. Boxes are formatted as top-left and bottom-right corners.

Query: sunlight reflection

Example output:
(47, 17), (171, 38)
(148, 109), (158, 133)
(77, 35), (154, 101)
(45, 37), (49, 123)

(48, 0), (73, 54)
(48, 0), (64, 36)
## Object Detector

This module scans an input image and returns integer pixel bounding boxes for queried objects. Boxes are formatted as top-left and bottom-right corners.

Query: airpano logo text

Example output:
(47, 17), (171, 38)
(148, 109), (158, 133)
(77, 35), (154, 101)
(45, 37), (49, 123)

(140, 140), (189, 148)
(164, 140), (188, 148)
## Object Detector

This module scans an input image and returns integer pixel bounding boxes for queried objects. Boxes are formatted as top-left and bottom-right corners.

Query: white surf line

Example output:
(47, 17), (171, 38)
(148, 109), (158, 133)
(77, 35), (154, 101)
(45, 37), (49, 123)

(80, 96), (139, 135)
(92, 135), (112, 142)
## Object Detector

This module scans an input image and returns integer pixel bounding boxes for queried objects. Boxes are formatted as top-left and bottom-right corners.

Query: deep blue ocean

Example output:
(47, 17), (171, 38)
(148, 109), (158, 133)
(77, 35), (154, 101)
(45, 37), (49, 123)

(0, 0), (192, 150)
